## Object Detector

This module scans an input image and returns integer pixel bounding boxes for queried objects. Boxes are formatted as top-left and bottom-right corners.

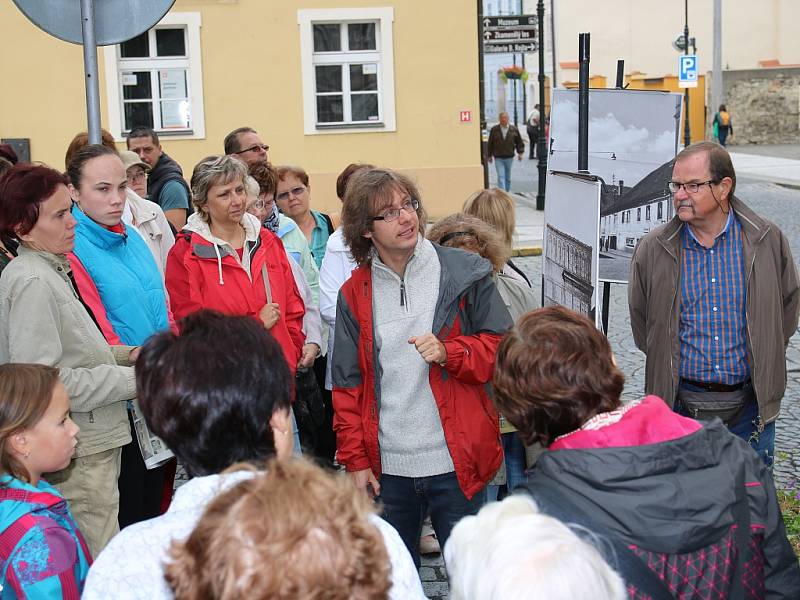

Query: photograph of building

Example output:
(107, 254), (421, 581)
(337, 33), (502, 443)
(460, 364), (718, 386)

(545, 88), (682, 281)
(544, 223), (593, 315)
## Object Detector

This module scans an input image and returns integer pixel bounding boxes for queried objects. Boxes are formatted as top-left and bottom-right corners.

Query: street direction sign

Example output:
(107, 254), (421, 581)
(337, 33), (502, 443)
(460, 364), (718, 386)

(484, 42), (538, 54)
(484, 28), (536, 44)
(482, 15), (537, 31)
(679, 54), (698, 88)
(482, 14), (538, 53)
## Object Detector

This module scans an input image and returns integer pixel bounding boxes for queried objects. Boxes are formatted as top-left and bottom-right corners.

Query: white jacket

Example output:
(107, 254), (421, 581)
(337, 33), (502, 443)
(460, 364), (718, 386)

(319, 228), (357, 389)
(123, 189), (175, 278)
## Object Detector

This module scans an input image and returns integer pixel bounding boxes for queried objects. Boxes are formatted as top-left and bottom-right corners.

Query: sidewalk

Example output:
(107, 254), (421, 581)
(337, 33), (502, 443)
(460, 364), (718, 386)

(729, 149), (800, 189)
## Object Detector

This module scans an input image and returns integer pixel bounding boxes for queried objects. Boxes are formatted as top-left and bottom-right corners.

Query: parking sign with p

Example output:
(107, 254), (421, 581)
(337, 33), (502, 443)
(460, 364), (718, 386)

(679, 55), (698, 88)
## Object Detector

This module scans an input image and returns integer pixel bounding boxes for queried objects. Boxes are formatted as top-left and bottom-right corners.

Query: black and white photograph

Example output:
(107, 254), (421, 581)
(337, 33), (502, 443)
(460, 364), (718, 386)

(546, 88), (683, 282)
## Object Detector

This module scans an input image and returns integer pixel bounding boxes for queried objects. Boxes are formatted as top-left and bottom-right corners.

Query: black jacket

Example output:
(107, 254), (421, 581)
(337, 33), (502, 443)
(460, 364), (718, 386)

(487, 123), (524, 158)
(147, 152), (191, 210)
(523, 400), (800, 599)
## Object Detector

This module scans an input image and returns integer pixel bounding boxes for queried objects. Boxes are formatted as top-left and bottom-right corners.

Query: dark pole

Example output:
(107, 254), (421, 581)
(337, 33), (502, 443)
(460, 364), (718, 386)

(513, 53), (519, 126)
(683, 0), (691, 147)
(615, 59), (624, 89)
(478, 0), (489, 188)
(577, 33), (590, 172)
(535, 0), (547, 210)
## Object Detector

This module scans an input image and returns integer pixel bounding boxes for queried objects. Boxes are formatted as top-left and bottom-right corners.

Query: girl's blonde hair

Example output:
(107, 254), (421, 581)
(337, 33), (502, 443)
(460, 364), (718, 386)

(462, 188), (516, 251)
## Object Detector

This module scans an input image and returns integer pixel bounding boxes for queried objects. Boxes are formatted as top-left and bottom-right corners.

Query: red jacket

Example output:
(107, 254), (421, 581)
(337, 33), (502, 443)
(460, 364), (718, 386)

(165, 214), (304, 371)
(331, 245), (512, 499)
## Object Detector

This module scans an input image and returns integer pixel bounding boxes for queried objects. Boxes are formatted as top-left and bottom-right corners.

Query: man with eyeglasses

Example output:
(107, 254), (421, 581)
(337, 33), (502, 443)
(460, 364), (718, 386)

(629, 141), (799, 467)
(224, 127), (270, 167)
(126, 126), (191, 231)
(331, 168), (512, 567)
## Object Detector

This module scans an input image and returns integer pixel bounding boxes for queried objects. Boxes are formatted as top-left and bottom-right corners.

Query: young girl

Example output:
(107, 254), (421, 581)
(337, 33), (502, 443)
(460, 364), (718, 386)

(0, 363), (90, 598)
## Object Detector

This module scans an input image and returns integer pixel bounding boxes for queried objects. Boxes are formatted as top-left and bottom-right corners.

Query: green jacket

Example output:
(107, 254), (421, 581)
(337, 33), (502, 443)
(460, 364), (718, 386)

(628, 196), (800, 423)
(0, 247), (136, 456)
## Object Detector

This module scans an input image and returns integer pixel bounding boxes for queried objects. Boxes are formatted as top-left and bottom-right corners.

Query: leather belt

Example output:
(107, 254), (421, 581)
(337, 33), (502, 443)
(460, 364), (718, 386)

(680, 378), (750, 393)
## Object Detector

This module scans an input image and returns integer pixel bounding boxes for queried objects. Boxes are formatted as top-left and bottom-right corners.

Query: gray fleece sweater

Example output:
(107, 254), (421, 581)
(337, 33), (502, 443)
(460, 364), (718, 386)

(372, 237), (455, 477)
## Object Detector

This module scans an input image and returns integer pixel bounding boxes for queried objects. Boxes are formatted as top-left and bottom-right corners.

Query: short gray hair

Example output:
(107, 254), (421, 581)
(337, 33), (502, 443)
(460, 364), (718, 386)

(445, 495), (627, 600)
(244, 175), (259, 199)
(190, 155), (248, 220)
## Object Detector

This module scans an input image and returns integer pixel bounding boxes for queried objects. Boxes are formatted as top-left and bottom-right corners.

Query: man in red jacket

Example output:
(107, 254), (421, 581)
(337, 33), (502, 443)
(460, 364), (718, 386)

(332, 167), (512, 566)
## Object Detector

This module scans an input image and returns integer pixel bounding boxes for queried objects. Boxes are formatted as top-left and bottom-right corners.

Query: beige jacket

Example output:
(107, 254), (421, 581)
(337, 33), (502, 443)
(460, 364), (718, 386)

(0, 247), (136, 456)
(628, 196), (800, 423)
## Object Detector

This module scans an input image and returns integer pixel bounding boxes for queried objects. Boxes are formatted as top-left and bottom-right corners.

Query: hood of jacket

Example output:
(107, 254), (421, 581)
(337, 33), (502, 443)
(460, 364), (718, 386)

(183, 211), (262, 285)
(529, 398), (755, 554)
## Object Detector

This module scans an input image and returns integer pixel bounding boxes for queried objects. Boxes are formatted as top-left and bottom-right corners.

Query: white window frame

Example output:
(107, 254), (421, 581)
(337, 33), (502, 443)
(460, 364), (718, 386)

(103, 12), (205, 141)
(298, 7), (396, 135)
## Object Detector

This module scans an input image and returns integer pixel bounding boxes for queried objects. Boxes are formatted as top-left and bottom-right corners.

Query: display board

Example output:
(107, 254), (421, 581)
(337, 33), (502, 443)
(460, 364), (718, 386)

(543, 171), (602, 325)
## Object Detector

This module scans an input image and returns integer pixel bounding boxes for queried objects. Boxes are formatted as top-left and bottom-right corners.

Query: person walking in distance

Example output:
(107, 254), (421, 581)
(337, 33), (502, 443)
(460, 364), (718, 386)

(526, 104), (540, 159)
(486, 112), (524, 192)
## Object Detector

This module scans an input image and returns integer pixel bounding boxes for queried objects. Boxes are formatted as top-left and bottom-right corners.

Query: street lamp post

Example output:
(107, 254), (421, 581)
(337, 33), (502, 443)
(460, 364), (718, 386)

(536, 0), (547, 210)
(683, 0), (691, 147)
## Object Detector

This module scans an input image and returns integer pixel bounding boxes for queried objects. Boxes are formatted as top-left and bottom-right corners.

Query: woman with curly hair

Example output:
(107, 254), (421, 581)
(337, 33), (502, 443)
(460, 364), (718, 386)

(166, 458), (425, 600)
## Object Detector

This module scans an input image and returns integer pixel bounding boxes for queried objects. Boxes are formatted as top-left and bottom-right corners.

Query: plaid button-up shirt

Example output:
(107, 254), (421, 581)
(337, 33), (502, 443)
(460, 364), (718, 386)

(678, 212), (750, 384)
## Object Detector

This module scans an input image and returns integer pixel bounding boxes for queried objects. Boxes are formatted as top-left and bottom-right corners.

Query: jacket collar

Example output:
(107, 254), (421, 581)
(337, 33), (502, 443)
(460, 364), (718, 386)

(656, 195), (767, 257)
(183, 211), (261, 248)
(16, 244), (71, 271)
(73, 205), (128, 249)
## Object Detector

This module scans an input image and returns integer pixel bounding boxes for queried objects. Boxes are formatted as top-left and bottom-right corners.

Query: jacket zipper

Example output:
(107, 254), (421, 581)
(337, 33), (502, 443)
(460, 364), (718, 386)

(400, 278), (406, 307)
(89, 410), (95, 423)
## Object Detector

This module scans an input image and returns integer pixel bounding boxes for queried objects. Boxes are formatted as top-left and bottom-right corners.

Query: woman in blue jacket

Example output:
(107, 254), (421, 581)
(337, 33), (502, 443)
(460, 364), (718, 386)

(0, 363), (90, 598)
(66, 144), (171, 529)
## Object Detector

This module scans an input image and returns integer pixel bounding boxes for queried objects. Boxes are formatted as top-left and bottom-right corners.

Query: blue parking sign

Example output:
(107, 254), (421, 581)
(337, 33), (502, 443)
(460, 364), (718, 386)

(679, 54), (698, 88)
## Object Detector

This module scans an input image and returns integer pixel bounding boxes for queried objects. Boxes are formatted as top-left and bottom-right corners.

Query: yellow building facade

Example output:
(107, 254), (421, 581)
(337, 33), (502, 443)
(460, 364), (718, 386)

(0, 1), (484, 218)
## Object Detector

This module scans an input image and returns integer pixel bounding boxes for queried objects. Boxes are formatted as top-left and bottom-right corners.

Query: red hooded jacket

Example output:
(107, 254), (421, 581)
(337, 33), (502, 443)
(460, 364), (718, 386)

(165, 213), (304, 371)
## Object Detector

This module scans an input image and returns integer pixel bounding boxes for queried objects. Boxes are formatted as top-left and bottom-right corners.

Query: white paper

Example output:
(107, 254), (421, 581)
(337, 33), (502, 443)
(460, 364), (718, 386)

(159, 70), (187, 100)
(161, 100), (189, 129)
(122, 73), (138, 86)
(131, 400), (174, 469)
(362, 63), (377, 75)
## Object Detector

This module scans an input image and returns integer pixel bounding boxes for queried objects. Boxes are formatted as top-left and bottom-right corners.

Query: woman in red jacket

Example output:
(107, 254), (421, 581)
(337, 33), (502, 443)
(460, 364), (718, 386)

(165, 155), (304, 373)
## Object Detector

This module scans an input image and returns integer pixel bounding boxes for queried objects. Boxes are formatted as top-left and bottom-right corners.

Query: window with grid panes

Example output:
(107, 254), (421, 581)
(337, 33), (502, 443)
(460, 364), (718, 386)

(312, 21), (381, 126)
(118, 27), (192, 133)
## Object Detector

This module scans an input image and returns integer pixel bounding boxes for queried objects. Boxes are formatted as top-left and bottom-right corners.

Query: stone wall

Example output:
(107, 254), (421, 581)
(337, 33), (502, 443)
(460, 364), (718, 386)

(720, 67), (800, 145)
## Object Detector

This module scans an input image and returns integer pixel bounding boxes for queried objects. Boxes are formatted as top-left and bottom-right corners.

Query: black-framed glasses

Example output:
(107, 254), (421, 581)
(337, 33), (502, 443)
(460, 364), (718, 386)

(668, 180), (717, 194)
(275, 186), (306, 202)
(372, 198), (420, 222)
(234, 144), (269, 155)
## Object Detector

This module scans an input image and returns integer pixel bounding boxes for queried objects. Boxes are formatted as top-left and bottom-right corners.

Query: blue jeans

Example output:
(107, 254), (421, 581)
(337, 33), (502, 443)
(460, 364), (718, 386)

(377, 471), (487, 567)
(675, 381), (774, 468)
(487, 431), (528, 501)
(291, 408), (302, 457)
(493, 157), (514, 191)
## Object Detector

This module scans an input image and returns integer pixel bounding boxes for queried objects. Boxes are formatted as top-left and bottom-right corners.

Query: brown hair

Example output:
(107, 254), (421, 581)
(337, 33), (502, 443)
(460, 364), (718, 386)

(427, 213), (509, 271)
(248, 162), (278, 197)
(462, 188), (516, 252)
(493, 306), (624, 447)
(675, 140), (737, 198)
(223, 127), (257, 155)
(165, 459), (391, 600)
(341, 168), (427, 267)
(336, 163), (375, 201)
(0, 364), (60, 483)
(274, 164), (310, 187)
(64, 129), (117, 170)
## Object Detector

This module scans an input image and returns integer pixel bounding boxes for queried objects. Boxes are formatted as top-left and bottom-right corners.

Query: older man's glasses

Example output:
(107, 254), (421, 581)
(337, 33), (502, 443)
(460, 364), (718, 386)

(668, 180), (717, 194)
(234, 144), (269, 155)
(372, 198), (420, 222)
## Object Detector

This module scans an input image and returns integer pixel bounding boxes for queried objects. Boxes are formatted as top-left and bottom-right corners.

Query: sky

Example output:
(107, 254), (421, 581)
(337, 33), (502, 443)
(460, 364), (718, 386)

(547, 89), (681, 186)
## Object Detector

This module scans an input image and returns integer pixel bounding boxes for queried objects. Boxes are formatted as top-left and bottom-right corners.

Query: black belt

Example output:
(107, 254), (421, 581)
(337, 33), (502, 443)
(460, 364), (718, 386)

(680, 378), (750, 393)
